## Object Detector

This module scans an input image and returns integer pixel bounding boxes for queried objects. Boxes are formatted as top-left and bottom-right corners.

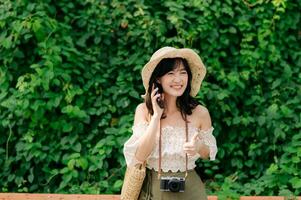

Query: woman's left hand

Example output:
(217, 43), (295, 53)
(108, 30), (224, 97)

(183, 134), (201, 157)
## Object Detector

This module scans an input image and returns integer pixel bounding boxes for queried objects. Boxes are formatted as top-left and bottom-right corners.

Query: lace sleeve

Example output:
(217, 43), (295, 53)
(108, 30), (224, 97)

(123, 122), (149, 167)
(197, 127), (218, 160)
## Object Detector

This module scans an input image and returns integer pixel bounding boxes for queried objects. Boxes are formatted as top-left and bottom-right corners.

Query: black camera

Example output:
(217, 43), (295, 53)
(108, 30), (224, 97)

(160, 177), (185, 192)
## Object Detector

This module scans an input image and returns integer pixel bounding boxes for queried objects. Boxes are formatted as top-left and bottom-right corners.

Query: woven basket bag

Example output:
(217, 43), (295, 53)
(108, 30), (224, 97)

(121, 163), (146, 200)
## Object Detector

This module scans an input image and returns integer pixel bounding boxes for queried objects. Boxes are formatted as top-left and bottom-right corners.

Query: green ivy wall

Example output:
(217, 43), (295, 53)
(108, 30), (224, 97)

(0, 0), (300, 198)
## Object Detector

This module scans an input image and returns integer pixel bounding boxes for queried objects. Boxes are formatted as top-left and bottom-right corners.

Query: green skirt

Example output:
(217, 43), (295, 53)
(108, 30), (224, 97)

(138, 168), (208, 200)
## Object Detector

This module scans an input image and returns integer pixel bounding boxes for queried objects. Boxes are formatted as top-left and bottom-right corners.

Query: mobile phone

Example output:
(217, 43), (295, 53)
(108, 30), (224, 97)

(154, 82), (164, 109)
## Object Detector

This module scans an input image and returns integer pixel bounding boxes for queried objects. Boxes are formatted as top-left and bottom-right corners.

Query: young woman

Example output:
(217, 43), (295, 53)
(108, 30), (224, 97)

(123, 47), (218, 200)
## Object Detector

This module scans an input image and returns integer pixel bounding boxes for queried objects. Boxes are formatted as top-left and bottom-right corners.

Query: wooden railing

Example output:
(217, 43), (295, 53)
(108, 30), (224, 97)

(0, 193), (301, 200)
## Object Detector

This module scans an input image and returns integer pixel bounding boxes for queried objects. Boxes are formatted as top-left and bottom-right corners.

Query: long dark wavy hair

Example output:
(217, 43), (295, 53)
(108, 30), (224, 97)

(145, 57), (199, 120)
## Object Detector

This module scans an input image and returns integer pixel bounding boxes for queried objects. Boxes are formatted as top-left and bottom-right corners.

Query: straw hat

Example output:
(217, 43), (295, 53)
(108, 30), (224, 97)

(141, 47), (206, 98)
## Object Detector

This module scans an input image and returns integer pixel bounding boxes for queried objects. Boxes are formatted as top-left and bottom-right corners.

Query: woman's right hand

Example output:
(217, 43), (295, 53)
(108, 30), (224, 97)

(151, 83), (164, 117)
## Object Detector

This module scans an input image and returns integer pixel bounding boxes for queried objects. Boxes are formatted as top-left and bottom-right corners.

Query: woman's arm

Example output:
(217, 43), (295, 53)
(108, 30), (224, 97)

(133, 103), (160, 163)
(196, 105), (212, 159)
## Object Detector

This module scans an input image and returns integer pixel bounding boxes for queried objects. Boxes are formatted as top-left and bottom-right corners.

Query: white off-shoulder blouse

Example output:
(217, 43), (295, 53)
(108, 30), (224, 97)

(123, 122), (218, 172)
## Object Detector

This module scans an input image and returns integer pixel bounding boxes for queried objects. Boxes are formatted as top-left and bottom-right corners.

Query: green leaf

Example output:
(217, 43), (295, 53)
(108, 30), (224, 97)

(28, 174), (34, 183)
(113, 180), (123, 189)
(2, 36), (12, 49)
(266, 163), (278, 175)
(67, 159), (75, 170)
(229, 27), (237, 34)
(72, 143), (81, 152)
(77, 157), (88, 170)
(290, 177), (301, 189)
(63, 123), (73, 132)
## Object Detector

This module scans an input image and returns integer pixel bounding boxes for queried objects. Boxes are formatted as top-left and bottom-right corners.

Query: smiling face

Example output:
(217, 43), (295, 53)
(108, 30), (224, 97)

(157, 59), (188, 97)
(145, 57), (193, 115)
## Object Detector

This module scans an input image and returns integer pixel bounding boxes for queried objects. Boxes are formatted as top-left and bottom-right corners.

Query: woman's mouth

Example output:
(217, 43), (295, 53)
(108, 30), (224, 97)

(171, 85), (183, 89)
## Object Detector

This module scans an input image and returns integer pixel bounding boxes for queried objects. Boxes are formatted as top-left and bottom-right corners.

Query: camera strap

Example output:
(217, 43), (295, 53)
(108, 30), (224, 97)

(158, 114), (188, 179)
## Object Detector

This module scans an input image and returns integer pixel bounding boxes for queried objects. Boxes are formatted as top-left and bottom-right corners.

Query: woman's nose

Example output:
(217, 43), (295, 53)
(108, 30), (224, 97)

(173, 75), (182, 83)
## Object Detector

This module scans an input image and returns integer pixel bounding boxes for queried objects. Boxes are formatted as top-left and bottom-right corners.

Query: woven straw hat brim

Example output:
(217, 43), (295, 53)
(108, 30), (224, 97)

(141, 47), (206, 98)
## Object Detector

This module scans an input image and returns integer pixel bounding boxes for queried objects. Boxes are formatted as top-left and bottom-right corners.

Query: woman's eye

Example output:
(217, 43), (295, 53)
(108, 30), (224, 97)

(168, 72), (174, 75)
(181, 71), (187, 74)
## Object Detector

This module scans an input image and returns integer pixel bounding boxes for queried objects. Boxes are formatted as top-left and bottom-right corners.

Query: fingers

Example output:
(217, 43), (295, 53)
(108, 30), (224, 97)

(185, 150), (196, 157)
(187, 152), (196, 157)
(151, 88), (160, 102)
(183, 142), (198, 157)
(151, 83), (163, 104)
(183, 146), (194, 151)
(191, 133), (201, 142)
(152, 92), (161, 102)
(183, 143), (195, 151)
(183, 142), (194, 149)
(151, 84), (158, 96)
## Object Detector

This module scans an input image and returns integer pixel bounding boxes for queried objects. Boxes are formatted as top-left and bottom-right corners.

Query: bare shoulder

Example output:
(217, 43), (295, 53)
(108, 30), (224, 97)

(134, 103), (149, 125)
(193, 104), (209, 116)
(192, 105), (212, 129)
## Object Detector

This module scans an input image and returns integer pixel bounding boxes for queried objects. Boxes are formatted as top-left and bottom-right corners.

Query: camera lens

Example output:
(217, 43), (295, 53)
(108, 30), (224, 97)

(168, 179), (180, 192)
